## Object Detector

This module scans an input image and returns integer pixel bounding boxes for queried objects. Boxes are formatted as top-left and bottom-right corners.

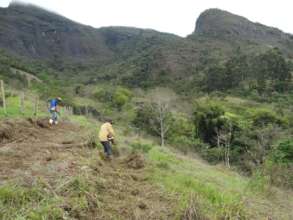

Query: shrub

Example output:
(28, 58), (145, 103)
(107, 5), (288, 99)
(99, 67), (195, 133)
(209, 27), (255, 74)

(199, 147), (224, 163)
(93, 87), (113, 103)
(169, 136), (195, 154)
(193, 103), (226, 145)
(93, 86), (132, 110)
(130, 142), (153, 153)
(261, 140), (293, 189)
(271, 139), (293, 164)
(112, 87), (132, 109)
(132, 104), (156, 135)
(251, 109), (285, 127)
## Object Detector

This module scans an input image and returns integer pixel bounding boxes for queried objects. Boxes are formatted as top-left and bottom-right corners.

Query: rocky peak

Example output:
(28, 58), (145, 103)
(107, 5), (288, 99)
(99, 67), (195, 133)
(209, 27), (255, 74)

(193, 8), (291, 42)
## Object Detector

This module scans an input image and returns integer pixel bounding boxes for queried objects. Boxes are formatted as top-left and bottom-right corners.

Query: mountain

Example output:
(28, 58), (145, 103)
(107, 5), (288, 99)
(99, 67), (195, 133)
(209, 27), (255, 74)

(0, 3), (293, 85)
(189, 9), (293, 57)
(0, 3), (113, 63)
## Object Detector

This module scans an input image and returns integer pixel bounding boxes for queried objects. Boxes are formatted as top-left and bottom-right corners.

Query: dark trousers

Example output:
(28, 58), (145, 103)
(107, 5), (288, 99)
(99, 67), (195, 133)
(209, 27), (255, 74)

(101, 141), (112, 156)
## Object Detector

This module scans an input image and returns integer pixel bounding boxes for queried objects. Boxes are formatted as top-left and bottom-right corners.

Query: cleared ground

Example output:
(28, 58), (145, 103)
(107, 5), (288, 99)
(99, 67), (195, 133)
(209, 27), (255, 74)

(0, 117), (292, 219)
(0, 118), (176, 219)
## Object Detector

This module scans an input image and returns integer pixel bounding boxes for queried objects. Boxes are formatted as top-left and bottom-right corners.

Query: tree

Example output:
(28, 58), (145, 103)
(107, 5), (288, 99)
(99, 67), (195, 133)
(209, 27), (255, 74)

(203, 65), (226, 92)
(215, 119), (233, 168)
(252, 109), (285, 127)
(224, 53), (249, 88)
(252, 48), (291, 94)
(193, 103), (226, 145)
(132, 89), (175, 147)
(149, 99), (172, 147)
(247, 125), (282, 166)
(112, 87), (132, 110)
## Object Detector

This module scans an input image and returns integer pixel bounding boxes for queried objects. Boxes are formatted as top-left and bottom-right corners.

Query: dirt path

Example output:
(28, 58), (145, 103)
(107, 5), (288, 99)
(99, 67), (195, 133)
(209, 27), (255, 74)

(0, 118), (177, 219)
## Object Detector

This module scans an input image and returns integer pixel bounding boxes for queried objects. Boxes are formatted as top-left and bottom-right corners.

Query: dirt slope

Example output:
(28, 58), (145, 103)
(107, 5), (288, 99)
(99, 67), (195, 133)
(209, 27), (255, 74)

(0, 118), (176, 219)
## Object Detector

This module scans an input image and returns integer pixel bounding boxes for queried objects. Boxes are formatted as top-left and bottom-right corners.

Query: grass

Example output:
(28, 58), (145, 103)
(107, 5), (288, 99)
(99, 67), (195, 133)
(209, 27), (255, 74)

(0, 183), (64, 220)
(68, 114), (99, 129)
(0, 94), (95, 127)
(1, 93), (292, 219)
(147, 147), (246, 219)
(0, 95), (47, 119)
(147, 146), (293, 219)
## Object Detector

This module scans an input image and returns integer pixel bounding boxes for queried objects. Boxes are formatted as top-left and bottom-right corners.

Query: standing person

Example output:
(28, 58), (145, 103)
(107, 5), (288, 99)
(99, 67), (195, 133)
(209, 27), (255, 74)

(99, 119), (115, 160)
(48, 97), (62, 125)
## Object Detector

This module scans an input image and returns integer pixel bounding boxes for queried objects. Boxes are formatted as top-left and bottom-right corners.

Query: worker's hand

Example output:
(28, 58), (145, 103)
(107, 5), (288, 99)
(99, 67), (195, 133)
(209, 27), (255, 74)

(109, 138), (115, 145)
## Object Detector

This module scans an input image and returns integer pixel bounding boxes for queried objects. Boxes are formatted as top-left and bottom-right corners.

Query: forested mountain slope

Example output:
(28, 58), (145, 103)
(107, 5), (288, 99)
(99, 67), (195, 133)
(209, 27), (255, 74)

(1, 3), (293, 86)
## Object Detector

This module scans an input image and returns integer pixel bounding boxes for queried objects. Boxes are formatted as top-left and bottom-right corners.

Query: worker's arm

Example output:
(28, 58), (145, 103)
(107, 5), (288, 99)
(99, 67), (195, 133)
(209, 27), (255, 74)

(107, 123), (115, 144)
(107, 123), (115, 138)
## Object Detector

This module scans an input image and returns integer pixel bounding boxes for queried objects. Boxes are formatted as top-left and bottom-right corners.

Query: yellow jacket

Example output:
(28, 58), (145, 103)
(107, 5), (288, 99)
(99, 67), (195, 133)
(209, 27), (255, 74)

(99, 122), (115, 142)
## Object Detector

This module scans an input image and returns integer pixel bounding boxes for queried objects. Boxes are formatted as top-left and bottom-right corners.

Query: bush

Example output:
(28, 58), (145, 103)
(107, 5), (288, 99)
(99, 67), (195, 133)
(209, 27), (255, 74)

(93, 87), (113, 103)
(251, 109), (285, 127)
(169, 136), (195, 154)
(193, 103), (226, 145)
(264, 160), (293, 189)
(132, 104), (156, 135)
(168, 114), (195, 153)
(262, 140), (293, 188)
(112, 87), (132, 109)
(93, 86), (132, 110)
(271, 139), (293, 164)
(199, 147), (225, 163)
(130, 142), (153, 153)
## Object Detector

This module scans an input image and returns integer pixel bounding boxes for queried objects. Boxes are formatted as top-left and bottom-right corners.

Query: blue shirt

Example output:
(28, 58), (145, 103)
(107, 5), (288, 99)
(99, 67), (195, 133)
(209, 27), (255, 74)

(50, 99), (58, 108)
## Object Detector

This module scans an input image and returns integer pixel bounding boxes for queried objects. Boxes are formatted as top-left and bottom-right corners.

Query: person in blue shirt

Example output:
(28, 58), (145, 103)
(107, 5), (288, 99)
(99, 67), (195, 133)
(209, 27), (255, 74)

(48, 97), (62, 125)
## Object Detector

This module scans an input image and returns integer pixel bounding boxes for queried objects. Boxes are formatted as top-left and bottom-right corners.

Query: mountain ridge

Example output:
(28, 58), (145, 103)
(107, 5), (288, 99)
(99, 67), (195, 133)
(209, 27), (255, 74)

(1, 3), (293, 85)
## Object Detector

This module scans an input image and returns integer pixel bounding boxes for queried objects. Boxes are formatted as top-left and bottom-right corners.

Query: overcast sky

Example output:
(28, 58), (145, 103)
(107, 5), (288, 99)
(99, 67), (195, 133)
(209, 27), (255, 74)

(0, 0), (292, 37)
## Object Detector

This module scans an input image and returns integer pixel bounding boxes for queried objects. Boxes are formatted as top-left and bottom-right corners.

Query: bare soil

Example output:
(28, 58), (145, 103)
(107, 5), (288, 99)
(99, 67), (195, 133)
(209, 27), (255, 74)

(0, 118), (177, 219)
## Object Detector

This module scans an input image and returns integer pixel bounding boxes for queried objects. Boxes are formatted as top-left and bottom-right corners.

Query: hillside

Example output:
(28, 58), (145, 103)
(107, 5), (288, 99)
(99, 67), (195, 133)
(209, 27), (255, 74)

(1, 3), (293, 87)
(0, 2), (293, 219)
(0, 114), (292, 219)
(0, 2), (197, 82)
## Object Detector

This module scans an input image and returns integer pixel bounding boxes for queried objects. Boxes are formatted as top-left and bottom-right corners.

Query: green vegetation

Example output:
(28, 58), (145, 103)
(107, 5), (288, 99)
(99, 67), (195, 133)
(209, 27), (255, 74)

(0, 177), (78, 220)
(93, 86), (133, 110)
(0, 3), (293, 219)
(0, 174), (104, 220)
(200, 48), (292, 97)
(0, 95), (46, 118)
(147, 146), (292, 219)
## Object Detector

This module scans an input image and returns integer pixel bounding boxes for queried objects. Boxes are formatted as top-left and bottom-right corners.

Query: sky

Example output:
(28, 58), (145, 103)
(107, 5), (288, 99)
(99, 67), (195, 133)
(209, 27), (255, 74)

(0, 0), (292, 37)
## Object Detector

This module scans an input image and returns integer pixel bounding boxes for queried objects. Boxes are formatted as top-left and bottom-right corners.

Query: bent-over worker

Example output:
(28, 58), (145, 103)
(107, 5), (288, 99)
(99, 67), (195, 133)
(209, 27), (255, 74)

(98, 119), (115, 159)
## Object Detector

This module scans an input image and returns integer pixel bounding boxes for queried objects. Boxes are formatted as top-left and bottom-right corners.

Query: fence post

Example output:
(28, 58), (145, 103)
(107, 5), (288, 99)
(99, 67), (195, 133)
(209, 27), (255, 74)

(85, 105), (88, 117)
(20, 91), (25, 114)
(34, 95), (38, 117)
(69, 106), (73, 115)
(0, 80), (7, 115)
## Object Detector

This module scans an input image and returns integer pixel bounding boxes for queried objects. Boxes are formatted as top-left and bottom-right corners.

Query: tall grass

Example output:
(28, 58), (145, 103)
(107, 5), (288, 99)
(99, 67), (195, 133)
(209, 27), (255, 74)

(147, 146), (285, 219)
(0, 96), (47, 118)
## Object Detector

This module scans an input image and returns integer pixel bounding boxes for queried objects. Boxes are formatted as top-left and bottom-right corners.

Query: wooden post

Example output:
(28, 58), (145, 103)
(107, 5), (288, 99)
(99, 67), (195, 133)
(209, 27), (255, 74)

(0, 80), (7, 115)
(68, 106), (72, 115)
(34, 95), (38, 117)
(20, 92), (25, 114)
(85, 105), (88, 117)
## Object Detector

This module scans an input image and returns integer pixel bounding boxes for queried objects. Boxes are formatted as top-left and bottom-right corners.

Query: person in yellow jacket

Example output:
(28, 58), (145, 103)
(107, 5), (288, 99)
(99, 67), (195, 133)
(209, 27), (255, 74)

(99, 119), (115, 159)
